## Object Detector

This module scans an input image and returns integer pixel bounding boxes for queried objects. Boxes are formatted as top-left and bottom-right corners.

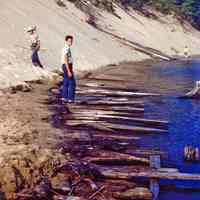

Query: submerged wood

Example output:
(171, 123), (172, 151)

(101, 169), (200, 181)
(126, 149), (166, 158)
(182, 81), (200, 99)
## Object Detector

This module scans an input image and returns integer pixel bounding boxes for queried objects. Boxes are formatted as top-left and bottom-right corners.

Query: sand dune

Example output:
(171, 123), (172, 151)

(0, 0), (200, 88)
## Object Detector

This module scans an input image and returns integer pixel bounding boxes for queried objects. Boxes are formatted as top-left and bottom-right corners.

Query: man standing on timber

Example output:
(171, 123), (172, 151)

(61, 35), (76, 103)
(27, 26), (44, 68)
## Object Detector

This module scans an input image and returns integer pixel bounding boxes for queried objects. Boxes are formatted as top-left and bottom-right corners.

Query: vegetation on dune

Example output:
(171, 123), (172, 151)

(56, 0), (200, 29)
(121, 0), (200, 28)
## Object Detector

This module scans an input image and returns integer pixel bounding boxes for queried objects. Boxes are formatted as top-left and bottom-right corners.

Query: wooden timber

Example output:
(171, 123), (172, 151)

(77, 88), (160, 97)
(101, 169), (200, 181)
(67, 112), (168, 127)
(65, 120), (167, 134)
(76, 100), (144, 107)
(68, 104), (145, 114)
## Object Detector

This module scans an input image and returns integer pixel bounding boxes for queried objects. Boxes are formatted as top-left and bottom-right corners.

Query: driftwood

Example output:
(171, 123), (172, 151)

(66, 112), (168, 127)
(84, 150), (149, 165)
(69, 105), (144, 114)
(182, 81), (200, 99)
(77, 88), (160, 98)
(65, 120), (167, 134)
(125, 149), (166, 158)
(79, 83), (138, 92)
(93, 133), (140, 141)
(101, 169), (200, 181)
(77, 100), (144, 107)
(96, 121), (167, 134)
(113, 187), (152, 200)
(68, 109), (136, 117)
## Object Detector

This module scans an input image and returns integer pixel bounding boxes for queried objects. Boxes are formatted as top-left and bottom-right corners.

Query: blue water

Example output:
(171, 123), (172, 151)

(137, 60), (200, 199)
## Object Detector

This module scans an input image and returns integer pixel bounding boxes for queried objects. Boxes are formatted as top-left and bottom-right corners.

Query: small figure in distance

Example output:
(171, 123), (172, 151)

(27, 26), (44, 68)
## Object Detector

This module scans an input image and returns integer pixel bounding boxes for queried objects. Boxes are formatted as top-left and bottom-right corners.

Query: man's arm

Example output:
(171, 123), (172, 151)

(35, 40), (41, 51)
(64, 55), (73, 78)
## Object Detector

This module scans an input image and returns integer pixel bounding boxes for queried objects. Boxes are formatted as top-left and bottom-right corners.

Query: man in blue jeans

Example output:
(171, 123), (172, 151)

(61, 35), (76, 103)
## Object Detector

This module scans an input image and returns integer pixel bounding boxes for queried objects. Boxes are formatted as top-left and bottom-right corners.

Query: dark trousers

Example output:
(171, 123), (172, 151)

(62, 64), (76, 101)
(31, 50), (43, 68)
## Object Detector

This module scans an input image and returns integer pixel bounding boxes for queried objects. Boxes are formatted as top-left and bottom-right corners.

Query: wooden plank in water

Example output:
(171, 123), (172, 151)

(66, 113), (168, 129)
(77, 88), (160, 97)
(69, 104), (145, 113)
(65, 120), (167, 134)
(77, 100), (144, 107)
(68, 109), (137, 117)
(101, 170), (200, 181)
(86, 156), (149, 165)
(93, 133), (140, 141)
(79, 83), (138, 92)
(65, 120), (116, 133)
(98, 122), (168, 134)
(126, 149), (167, 157)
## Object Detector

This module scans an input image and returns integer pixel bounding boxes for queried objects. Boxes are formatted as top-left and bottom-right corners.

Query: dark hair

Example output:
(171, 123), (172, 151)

(65, 35), (73, 41)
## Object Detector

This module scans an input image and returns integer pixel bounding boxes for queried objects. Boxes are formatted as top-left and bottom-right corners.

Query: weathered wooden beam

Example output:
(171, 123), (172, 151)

(69, 105), (144, 114)
(77, 88), (160, 97)
(101, 169), (200, 181)
(125, 149), (166, 158)
(79, 83), (138, 92)
(93, 133), (140, 141)
(68, 109), (136, 117)
(65, 120), (116, 133)
(97, 122), (168, 134)
(76, 100), (144, 107)
(113, 187), (152, 200)
(65, 113), (168, 129)
(65, 120), (167, 134)
(84, 150), (149, 165)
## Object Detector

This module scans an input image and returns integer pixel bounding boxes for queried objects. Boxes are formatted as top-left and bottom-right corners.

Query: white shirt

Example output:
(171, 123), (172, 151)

(61, 45), (73, 64)
(30, 32), (39, 44)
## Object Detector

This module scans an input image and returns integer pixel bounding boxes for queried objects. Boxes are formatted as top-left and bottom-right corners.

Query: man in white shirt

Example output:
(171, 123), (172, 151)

(61, 35), (76, 103)
(27, 26), (44, 68)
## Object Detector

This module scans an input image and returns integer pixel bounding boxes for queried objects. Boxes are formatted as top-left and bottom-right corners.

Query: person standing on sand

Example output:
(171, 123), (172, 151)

(27, 26), (44, 68)
(61, 35), (76, 103)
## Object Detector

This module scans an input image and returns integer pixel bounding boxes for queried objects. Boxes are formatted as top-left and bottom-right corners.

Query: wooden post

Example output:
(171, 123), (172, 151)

(150, 155), (161, 200)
